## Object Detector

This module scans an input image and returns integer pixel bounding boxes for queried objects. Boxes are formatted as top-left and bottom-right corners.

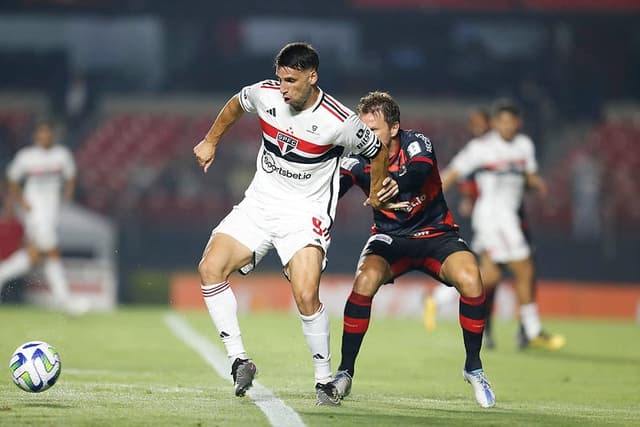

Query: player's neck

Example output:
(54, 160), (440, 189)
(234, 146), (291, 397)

(388, 137), (400, 159)
(297, 86), (320, 111)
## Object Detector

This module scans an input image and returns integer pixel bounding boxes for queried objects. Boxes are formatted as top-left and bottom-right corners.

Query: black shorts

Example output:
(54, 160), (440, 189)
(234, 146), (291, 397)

(359, 230), (471, 286)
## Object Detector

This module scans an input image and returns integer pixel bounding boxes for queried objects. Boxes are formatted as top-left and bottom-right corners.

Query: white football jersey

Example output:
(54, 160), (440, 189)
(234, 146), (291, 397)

(237, 79), (381, 222)
(7, 144), (76, 213)
(449, 130), (537, 228)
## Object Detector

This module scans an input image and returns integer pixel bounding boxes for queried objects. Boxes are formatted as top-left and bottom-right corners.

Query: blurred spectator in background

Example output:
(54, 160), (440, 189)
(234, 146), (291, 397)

(442, 101), (565, 351)
(0, 119), (82, 314)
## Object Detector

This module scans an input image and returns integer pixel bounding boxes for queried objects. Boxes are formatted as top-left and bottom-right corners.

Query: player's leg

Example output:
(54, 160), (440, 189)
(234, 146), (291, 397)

(438, 239), (495, 408)
(199, 232), (258, 396)
(285, 244), (340, 405)
(478, 252), (502, 349)
(507, 257), (565, 350)
(440, 251), (486, 372)
(0, 247), (35, 294)
(334, 253), (391, 397)
(198, 202), (268, 396)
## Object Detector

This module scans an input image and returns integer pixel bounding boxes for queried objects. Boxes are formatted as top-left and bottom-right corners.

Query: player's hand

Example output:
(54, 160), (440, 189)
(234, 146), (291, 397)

(376, 177), (400, 203)
(193, 139), (217, 173)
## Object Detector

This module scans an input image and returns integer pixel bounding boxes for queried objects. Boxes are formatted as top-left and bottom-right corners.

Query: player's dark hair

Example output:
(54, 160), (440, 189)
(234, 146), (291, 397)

(492, 99), (521, 118)
(274, 42), (319, 71)
(357, 91), (401, 126)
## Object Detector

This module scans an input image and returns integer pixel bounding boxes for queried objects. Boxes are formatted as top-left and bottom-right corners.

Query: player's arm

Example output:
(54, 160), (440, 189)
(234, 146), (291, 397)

(440, 167), (461, 192)
(63, 177), (75, 201)
(3, 180), (28, 217)
(526, 172), (547, 196)
(193, 95), (245, 172)
(365, 143), (389, 209)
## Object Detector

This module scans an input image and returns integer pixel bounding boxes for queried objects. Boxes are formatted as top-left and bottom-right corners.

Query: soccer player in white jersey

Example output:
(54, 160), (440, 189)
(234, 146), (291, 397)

(442, 101), (565, 351)
(0, 119), (76, 312)
(192, 42), (393, 405)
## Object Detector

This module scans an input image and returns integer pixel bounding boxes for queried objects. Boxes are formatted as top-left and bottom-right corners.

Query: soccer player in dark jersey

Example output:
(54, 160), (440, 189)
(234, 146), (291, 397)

(331, 92), (495, 408)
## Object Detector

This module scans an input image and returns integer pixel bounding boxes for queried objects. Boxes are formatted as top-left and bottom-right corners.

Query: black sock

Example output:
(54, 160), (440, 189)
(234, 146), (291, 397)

(338, 291), (373, 378)
(459, 293), (487, 372)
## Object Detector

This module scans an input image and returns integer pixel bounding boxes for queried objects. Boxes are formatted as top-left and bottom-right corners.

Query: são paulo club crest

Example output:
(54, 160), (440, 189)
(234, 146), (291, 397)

(276, 132), (298, 155)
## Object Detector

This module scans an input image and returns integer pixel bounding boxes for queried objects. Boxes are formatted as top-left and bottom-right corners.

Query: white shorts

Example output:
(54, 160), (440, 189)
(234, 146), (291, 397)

(210, 197), (332, 274)
(472, 216), (531, 263)
(23, 211), (59, 251)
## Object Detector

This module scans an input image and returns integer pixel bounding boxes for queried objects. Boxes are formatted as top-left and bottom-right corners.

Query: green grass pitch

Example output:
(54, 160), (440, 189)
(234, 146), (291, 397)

(1, 306), (638, 426)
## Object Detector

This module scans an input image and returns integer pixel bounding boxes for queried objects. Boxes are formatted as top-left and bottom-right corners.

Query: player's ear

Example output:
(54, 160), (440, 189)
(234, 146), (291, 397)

(307, 69), (318, 85)
(390, 121), (400, 138)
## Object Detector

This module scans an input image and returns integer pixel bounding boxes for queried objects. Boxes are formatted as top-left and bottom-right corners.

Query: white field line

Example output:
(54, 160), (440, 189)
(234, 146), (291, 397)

(164, 312), (306, 427)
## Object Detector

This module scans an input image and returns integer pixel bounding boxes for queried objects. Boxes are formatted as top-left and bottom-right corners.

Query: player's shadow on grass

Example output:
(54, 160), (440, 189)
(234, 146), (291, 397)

(522, 350), (639, 366)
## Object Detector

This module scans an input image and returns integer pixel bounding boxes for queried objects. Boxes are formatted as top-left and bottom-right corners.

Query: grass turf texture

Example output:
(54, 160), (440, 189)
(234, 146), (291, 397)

(1, 307), (638, 426)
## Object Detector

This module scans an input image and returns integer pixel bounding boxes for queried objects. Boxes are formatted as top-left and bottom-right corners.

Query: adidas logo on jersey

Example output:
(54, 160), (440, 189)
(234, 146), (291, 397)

(266, 107), (276, 117)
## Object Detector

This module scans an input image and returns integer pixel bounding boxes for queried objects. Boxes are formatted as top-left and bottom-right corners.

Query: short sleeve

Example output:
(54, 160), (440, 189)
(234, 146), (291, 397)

(336, 114), (382, 159)
(449, 140), (482, 178)
(6, 152), (24, 182)
(521, 136), (538, 173)
(405, 132), (435, 163)
(237, 81), (263, 113)
(61, 147), (76, 179)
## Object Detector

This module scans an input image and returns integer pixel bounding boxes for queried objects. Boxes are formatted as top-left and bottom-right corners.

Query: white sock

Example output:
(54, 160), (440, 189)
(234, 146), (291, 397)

(300, 303), (332, 384)
(0, 249), (32, 292)
(43, 258), (70, 306)
(201, 281), (247, 360)
(520, 302), (542, 339)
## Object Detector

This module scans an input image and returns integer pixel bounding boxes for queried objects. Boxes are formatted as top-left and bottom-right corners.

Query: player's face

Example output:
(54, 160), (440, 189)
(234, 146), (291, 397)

(276, 66), (318, 111)
(33, 124), (55, 149)
(359, 111), (399, 148)
(492, 111), (521, 141)
(468, 112), (490, 138)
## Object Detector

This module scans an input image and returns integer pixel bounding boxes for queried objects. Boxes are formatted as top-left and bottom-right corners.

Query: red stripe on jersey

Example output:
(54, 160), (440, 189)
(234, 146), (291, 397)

(408, 156), (434, 165)
(321, 102), (346, 122)
(259, 118), (333, 155)
(459, 314), (485, 334)
(260, 86), (280, 90)
(484, 158), (526, 171)
(324, 94), (350, 117)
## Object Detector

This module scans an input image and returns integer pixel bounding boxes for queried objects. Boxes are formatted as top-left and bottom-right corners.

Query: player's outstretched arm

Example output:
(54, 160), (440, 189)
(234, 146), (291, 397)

(365, 142), (389, 209)
(194, 95), (245, 173)
(526, 172), (548, 196)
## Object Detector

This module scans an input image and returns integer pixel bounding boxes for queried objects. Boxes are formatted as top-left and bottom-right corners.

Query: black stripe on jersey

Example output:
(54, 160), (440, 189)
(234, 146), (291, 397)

(263, 136), (344, 164)
(261, 79), (280, 87)
(325, 94), (350, 117)
(322, 97), (349, 120)
(313, 92), (325, 112)
(326, 157), (340, 230)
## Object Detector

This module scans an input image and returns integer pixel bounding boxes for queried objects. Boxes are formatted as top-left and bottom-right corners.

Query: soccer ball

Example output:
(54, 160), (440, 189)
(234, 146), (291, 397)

(9, 341), (62, 392)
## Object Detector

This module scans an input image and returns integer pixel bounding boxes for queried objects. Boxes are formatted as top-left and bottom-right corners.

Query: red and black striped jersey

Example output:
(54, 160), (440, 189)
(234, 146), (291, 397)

(340, 129), (458, 238)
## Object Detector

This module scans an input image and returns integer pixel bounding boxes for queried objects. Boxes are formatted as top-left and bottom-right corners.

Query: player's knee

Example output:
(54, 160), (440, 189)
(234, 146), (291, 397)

(353, 269), (382, 297)
(454, 265), (483, 298)
(294, 290), (320, 315)
(197, 257), (226, 283)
